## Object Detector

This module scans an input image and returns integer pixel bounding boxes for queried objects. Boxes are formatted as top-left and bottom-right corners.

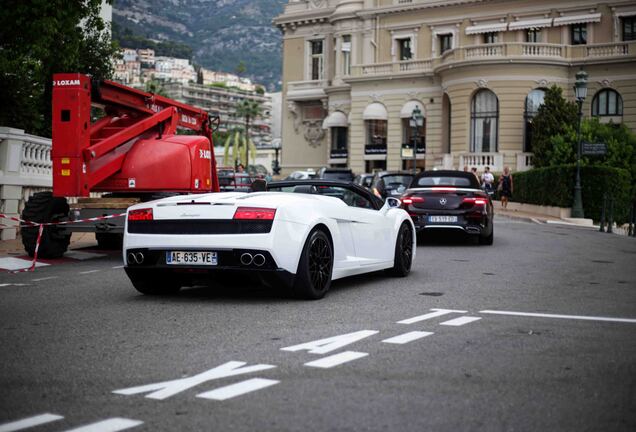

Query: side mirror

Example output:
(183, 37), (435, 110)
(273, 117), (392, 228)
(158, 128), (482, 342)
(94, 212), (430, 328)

(382, 197), (401, 214)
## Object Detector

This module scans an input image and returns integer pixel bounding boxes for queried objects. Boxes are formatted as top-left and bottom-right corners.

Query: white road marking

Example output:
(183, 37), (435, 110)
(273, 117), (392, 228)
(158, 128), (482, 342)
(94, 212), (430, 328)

(196, 378), (279, 401)
(32, 276), (58, 282)
(0, 284), (10, 287)
(440, 316), (482, 326)
(281, 330), (378, 355)
(0, 413), (63, 432)
(62, 418), (143, 432)
(112, 265), (124, 269)
(304, 351), (368, 368)
(398, 308), (468, 324)
(382, 331), (434, 344)
(0, 257), (49, 271)
(480, 310), (636, 324)
(0, 283), (28, 287)
(113, 361), (276, 400)
(65, 251), (107, 261)
(79, 270), (100, 275)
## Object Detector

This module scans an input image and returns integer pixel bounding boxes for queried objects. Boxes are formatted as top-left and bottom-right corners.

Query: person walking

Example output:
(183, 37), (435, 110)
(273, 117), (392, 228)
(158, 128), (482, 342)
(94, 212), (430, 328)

(498, 166), (513, 209)
(471, 167), (480, 185)
(481, 166), (494, 196)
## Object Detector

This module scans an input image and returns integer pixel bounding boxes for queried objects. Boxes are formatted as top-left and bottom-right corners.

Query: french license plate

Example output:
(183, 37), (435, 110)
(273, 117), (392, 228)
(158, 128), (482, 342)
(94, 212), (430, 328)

(166, 251), (217, 266)
(429, 215), (458, 223)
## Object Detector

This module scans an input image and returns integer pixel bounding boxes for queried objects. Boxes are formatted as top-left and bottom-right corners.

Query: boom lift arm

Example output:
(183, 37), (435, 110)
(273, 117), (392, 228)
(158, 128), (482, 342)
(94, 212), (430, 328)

(52, 73), (220, 197)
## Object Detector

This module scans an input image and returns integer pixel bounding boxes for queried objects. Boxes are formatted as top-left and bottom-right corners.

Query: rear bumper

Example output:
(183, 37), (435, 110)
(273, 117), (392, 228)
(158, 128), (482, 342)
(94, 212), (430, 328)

(124, 266), (295, 287)
(411, 214), (489, 235)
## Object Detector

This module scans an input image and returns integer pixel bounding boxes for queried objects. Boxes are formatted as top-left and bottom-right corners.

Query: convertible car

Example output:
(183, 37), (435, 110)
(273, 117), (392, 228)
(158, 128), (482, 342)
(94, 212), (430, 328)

(123, 180), (415, 299)
(401, 170), (494, 245)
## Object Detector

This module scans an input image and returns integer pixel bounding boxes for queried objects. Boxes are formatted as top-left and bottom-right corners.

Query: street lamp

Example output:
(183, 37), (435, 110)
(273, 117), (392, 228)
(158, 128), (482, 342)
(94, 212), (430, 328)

(272, 138), (281, 176)
(571, 69), (588, 218)
(409, 105), (424, 175)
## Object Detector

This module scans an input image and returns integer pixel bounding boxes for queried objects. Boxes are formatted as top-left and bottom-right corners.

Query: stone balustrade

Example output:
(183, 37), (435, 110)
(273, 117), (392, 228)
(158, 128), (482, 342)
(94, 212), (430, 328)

(0, 127), (53, 240)
(459, 152), (504, 172)
(344, 41), (634, 80)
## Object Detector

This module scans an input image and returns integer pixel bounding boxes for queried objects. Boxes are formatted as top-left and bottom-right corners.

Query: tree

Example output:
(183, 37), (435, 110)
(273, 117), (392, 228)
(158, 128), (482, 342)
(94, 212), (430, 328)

(0, 0), (118, 137)
(236, 99), (261, 166)
(531, 85), (579, 167)
(235, 60), (247, 75)
(223, 128), (257, 167)
(145, 79), (168, 97)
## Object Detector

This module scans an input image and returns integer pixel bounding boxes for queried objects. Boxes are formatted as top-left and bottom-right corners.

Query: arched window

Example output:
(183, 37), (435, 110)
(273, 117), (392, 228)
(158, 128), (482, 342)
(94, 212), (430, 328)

(471, 89), (498, 153)
(592, 89), (623, 117)
(524, 89), (546, 153)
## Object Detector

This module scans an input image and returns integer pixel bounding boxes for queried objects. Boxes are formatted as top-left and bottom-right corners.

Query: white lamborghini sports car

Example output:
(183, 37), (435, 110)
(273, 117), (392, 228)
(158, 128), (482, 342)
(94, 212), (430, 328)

(123, 180), (415, 299)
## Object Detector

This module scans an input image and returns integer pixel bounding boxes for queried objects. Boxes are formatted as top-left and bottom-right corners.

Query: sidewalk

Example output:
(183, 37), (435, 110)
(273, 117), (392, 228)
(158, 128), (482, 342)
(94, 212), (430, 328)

(0, 232), (98, 257)
(492, 200), (563, 224)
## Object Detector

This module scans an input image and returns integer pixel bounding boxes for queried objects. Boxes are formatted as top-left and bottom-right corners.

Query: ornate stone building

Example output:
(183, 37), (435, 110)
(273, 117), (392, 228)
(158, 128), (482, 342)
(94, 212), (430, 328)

(273, 0), (636, 174)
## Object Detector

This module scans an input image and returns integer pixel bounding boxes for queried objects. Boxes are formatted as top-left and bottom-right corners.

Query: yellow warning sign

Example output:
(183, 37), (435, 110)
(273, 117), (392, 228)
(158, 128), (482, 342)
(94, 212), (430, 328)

(61, 158), (70, 164)
(61, 169), (71, 176)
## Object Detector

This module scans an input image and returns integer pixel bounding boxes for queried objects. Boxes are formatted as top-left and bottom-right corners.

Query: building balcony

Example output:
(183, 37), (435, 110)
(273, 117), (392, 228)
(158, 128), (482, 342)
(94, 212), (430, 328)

(349, 59), (432, 79)
(345, 42), (635, 79)
(436, 41), (635, 69)
(286, 80), (328, 101)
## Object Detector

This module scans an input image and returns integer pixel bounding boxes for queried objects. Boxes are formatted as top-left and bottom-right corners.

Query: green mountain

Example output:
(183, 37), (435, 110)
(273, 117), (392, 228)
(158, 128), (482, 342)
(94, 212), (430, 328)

(112, 0), (285, 90)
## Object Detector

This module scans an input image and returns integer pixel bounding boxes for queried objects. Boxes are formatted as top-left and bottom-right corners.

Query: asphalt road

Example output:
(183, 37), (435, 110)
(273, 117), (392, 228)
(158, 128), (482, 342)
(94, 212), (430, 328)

(1, 216), (635, 432)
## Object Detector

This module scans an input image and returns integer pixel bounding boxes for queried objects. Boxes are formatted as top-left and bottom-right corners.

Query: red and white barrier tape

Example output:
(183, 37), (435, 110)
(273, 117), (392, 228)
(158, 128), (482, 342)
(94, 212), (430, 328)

(0, 213), (125, 273)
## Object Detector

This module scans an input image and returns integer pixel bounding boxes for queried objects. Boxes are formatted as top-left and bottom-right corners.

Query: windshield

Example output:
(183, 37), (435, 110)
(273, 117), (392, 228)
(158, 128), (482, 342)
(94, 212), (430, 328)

(382, 175), (413, 195)
(323, 172), (354, 181)
(416, 176), (473, 187)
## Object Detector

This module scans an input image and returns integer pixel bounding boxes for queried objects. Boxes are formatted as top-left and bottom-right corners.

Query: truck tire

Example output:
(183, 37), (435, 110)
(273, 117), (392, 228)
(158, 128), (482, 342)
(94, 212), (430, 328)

(96, 233), (123, 250)
(21, 192), (71, 258)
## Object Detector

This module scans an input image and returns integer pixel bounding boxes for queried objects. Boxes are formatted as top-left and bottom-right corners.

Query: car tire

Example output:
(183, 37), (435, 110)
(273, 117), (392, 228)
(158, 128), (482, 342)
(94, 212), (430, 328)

(96, 233), (123, 250)
(389, 222), (413, 277)
(128, 273), (182, 295)
(479, 226), (494, 245)
(291, 229), (333, 300)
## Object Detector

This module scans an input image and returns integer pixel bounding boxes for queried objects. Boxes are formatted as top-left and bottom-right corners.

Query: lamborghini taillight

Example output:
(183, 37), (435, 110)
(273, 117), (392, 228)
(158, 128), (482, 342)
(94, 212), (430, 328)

(233, 207), (276, 220)
(128, 208), (153, 221)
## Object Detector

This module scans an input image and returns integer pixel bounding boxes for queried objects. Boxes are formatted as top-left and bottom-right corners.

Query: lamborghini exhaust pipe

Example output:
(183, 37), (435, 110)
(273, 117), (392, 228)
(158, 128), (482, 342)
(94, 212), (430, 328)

(253, 254), (266, 267)
(240, 253), (253, 266)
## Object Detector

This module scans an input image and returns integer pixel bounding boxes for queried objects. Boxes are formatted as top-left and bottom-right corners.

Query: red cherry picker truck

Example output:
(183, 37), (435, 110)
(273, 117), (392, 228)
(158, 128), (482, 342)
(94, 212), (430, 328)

(20, 73), (220, 258)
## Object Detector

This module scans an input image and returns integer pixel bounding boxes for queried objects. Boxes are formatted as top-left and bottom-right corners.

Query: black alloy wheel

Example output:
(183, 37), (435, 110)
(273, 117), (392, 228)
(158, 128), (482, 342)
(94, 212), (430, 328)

(309, 235), (331, 290)
(389, 222), (413, 277)
(292, 229), (333, 300)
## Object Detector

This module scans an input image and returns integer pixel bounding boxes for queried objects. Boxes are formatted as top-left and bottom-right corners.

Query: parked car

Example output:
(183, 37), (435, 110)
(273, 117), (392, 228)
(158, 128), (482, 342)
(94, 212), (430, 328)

(370, 171), (414, 199)
(123, 179), (414, 299)
(401, 170), (494, 245)
(217, 167), (236, 192)
(353, 173), (374, 189)
(285, 170), (317, 180)
(318, 167), (355, 182)
(216, 167), (256, 192)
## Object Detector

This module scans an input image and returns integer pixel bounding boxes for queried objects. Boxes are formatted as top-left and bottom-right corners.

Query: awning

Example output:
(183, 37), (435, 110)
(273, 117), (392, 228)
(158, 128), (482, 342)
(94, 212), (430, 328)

(362, 103), (388, 120)
(465, 22), (508, 35)
(553, 13), (601, 27)
(400, 100), (425, 118)
(508, 18), (553, 31)
(322, 111), (349, 129)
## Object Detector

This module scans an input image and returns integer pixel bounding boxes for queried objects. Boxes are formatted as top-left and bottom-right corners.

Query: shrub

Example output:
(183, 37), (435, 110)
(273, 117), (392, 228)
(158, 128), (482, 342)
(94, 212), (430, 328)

(512, 165), (632, 223)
